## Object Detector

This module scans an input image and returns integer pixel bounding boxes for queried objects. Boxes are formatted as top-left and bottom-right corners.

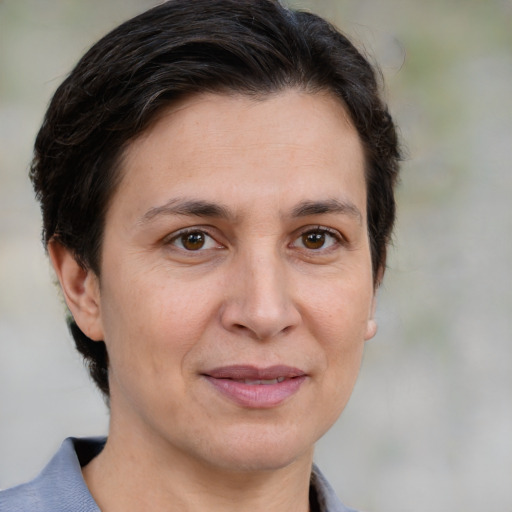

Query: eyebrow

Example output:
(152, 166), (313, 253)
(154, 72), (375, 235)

(290, 199), (363, 224)
(139, 197), (363, 225)
(139, 198), (233, 224)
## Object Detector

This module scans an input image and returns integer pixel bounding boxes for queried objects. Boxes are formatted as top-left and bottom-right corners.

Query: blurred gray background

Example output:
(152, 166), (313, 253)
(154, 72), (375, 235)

(1, 1), (511, 510)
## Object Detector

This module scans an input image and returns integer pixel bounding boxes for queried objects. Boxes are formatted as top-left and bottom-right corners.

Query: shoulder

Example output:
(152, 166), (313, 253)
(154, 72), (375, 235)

(0, 437), (105, 512)
(311, 464), (360, 512)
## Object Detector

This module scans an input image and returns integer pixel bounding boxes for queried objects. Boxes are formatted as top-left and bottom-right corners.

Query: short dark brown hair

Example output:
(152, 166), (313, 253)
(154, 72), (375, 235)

(31, 0), (401, 399)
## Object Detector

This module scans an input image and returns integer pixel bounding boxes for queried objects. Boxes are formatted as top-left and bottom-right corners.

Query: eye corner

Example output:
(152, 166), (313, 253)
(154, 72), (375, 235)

(164, 227), (226, 253)
(290, 225), (346, 252)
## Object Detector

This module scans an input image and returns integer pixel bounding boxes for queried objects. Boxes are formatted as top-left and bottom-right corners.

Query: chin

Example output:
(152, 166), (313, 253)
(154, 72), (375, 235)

(212, 446), (313, 474)
(200, 423), (318, 473)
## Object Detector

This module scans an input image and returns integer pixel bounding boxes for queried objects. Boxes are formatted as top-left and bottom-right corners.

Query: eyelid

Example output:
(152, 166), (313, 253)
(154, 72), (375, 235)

(164, 226), (225, 250)
(291, 225), (346, 250)
(299, 225), (345, 241)
(162, 224), (346, 251)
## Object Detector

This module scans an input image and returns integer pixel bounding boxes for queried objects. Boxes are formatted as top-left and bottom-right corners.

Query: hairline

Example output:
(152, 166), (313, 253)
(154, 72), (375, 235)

(92, 87), (373, 277)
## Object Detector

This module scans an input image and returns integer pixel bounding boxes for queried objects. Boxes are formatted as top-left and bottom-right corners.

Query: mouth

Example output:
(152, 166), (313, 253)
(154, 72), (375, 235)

(234, 377), (286, 385)
(202, 365), (307, 408)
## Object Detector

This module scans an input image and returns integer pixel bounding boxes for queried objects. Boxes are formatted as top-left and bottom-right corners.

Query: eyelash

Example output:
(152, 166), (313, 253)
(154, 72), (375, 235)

(164, 227), (222, 252)
(291, 226), (345, 252)
(164, 225), (344, 254)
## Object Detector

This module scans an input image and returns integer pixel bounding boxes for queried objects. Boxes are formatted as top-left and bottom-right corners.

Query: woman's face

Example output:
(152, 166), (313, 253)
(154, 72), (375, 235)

(91, 90), (377, 471)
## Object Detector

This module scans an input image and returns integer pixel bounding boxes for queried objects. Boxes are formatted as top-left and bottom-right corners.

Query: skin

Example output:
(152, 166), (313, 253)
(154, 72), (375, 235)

(50, 90), (379, 512)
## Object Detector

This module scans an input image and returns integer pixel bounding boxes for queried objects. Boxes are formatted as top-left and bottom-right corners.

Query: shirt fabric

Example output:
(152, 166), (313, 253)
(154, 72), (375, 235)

(1, 437), (358, 512)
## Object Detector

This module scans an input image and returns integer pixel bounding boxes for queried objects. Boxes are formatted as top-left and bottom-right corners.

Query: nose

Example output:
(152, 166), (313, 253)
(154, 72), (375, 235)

(219, 247), (301, 341)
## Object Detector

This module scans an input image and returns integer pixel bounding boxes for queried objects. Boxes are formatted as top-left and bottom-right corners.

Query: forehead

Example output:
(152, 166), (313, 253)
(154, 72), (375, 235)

(131, 90), (360, 153)
(111, 90), (366, 223)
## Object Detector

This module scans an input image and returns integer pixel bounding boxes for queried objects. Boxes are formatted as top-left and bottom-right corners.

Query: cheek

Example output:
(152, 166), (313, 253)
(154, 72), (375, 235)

(317, 318), (367, 428)
(303, 274), (372, 408)
(98, 267), (218, 380)
(302, 271), (374, 341)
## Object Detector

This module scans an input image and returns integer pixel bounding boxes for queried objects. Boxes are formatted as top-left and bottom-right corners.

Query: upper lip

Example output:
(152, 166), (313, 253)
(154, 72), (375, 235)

(203, 365), (306, 380)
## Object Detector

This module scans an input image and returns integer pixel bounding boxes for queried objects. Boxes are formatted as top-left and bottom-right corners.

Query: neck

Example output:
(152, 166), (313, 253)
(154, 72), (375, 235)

(83, 421), (314, 512)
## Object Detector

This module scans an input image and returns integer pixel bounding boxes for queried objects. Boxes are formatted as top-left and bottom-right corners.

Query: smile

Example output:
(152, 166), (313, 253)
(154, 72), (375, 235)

(202, 365), (307, 408)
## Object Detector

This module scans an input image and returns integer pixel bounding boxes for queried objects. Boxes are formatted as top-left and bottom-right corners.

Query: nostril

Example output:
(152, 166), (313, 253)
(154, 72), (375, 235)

(219, 291), (301, 340)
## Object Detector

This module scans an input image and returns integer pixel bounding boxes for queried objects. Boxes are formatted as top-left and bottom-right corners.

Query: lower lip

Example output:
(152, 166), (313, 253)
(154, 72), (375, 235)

(203, 376), (307, 408)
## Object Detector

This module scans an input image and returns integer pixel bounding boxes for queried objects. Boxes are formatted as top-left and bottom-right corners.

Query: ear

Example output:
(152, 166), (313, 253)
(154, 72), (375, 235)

(364, 294), (378, 341)
(364, 266), (384, 341)
(48, 240), (104, 341)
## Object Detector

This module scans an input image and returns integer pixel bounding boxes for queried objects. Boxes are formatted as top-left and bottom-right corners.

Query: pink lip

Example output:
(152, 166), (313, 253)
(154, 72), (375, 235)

(202, 365), (307, 408)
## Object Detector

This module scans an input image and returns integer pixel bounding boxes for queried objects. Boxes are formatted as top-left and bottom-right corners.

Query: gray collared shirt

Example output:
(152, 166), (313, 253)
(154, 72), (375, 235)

(1, 438), (358, 512)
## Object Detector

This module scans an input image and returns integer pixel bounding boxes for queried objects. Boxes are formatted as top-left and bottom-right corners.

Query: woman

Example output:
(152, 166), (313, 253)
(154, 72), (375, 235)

(1, 1), (400, 511)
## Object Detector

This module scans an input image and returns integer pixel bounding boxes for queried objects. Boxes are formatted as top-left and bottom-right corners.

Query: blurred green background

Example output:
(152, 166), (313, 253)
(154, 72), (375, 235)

(1, 1), (511, 510)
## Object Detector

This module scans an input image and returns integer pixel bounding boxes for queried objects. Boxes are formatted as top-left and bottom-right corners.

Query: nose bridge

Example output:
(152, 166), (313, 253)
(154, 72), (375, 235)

(221, 238), (299, 340)
(246, 243), (286, 313)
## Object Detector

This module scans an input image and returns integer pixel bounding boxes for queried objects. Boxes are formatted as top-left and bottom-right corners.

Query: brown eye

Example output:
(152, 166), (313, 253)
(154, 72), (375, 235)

(302, 231), (326, 250)
(292, 228), (340, 251)
(180, 232), (206, 250)
(168, 229), (223, 253)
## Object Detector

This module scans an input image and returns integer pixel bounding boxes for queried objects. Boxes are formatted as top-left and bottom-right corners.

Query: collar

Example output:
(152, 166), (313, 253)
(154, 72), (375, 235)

(1, 437), (358, 512)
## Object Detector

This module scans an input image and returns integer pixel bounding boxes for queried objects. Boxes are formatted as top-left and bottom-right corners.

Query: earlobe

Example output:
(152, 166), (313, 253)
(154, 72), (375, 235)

(48, 240), (104, 341)
(365, 265), (384, 341)
(364, 287), (380, 342)
(365, 317), (378, 341)
(364, 297), (378, 340)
